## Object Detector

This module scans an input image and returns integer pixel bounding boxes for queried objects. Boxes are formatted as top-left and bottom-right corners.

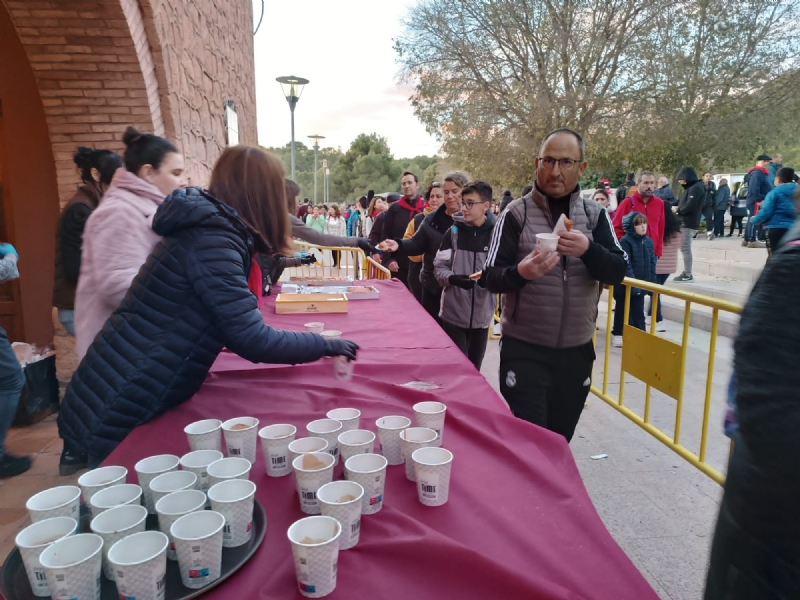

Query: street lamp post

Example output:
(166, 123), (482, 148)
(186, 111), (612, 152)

(321, 159), (328, 204)
(308, 134), (325, 205)
(276, 75), (309, 180)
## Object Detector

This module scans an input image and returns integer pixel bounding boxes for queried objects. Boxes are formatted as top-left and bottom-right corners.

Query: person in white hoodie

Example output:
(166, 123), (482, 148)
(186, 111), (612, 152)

(74, 126), (186, 359)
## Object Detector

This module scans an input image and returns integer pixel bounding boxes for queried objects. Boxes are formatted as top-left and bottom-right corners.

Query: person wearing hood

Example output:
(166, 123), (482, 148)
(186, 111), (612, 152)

(74, 127), (186, 361)
(57, 146), (359, 472)
(612, 171), (665, 258)
(611, 212), (657, 347)
(750, 167), (798, 255)
(673, 166), (705, 282)
(499, 189), (514, 213)
(382, 172), (425, 287)
(53, 147), (122, 336)
(434, 181), (497, 369)
(404, 182), (443, 302)
(743, 154), (774, 247)
(713, 178), (731, 238)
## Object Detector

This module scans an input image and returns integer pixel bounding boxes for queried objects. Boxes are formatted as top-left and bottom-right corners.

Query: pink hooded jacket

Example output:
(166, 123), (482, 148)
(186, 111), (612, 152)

(75, 169), (165, 358)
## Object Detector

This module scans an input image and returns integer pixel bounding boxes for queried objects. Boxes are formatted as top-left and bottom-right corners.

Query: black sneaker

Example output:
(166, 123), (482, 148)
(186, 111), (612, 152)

(59, 449), (88, 476)
(0, 453), (32, 478)
(673, 273), (694, 282)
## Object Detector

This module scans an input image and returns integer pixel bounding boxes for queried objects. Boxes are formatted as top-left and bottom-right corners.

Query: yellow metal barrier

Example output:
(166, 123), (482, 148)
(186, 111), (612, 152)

(592, 277), (742, 485)
(283, 241), (391, 281)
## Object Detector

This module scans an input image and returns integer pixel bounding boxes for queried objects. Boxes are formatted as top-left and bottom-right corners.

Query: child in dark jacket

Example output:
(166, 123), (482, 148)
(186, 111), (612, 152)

(612, 212), (657, 347)
(433, 181), (497, 369)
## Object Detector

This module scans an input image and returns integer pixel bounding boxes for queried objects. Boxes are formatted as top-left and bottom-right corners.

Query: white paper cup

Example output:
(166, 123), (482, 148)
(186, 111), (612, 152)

(287, 515), (341, 598)
(15, 517), (77, 597)
(326, 408), (361, 432)
(108, 530), (169, 600)
(207, 457), (252, 488)
(155, 489), (207, 561)
(89, 483), (143, 516)
(149, 470), (198, 509)
(135, 454), (180, 514)
(337, 429), (375, 465)
(221, 416), (260, 463)
(288, 437), (329, 469)
(400, 427), (439, 481)
(344, 453), (388, 515)
(180, 449), (224, 495)
(39, 533), (103, 600)
(170, 510), (225, 589)
(536, 232), (560, 252)
(413, 401), (447, 447)
(25, 486), (81, 524)
(306, 419), (343, 465)
(208, 479), (256, 548)
(317, 481), (364, 551)
(258, 424), (297, 477)
(304, 322), (325, 333)
(412, 446), (454, 507)
(376, 415), (412, 465)
(77, 465), (127, 515)
(332, 356), (355, 381)
(90, 504), (148, 580)
(184, 418), (223, 452)
(293, 452), (335, 515)
(320, 330), (341, 339)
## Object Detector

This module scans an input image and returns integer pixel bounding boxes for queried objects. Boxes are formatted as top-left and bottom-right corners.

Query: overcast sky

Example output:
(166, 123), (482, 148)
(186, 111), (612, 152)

(252, 0), (440, 158)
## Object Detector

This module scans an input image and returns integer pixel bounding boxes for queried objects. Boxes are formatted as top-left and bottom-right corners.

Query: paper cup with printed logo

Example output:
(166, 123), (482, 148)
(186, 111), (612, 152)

(287, 515), (342, 598)
(306, 419), (343, 466)
(184, 418), (223, 452)
(135, 454), (180, 514)
(26, 486), (81, 524)
(208, 479), (256, 548)
(16, 517), (77, 597)
(258, 424), (297, 477)
(317, 481), (364, 551)
(78, 465), (127, 516)
(222, 416), (260, 463)
(293, 452), (335, 515)
(288, 437), (329, 469)
(207, 456), (252, 488)
(332, 356), (355, 381)
(149, 470), (197, 509)
(344, 453), (388, 515)
(413, 401), (447, 447)
(180, 449), (223, 498)
(170, 510), (225, 589)
(89, 483), (142, 517)
(90, 504), (148, 580)
(376, 416), (411, 465)
(39, 533), (103, 600)
(412, 447), (454, 507)
(326, 408), (361, 432)
(400, 427), (438, 481)
(108, 530), (168, 600)
(337, 429), (375, 465)
(155, 489), (206, 561)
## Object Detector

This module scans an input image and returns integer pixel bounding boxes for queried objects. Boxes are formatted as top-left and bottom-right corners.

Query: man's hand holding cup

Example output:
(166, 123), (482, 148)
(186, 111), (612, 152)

(517, 248), (559, 281)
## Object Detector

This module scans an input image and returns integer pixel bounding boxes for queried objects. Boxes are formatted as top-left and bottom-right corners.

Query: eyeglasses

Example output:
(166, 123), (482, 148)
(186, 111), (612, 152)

(538, 157), (582, 171)
(460, 201), (484, 209)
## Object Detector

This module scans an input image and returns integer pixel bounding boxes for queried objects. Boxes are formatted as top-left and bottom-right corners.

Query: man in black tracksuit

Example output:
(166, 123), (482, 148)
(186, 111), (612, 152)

(482, 129), (626, 442)
(673, 166), (705, 282)
(382, 172), (424, 288)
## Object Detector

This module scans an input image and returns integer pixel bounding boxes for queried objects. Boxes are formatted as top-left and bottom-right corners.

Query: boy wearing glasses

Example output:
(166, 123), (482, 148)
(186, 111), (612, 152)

(433, 181), (497, 369)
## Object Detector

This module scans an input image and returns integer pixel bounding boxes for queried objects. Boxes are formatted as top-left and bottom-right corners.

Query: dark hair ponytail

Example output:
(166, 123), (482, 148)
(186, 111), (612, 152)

(73, 146), (122, 185)
(122, 126), (178, 174)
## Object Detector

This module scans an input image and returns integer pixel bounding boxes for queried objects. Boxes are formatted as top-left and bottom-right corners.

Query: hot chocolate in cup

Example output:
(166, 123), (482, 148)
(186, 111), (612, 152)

(535, 232), (560, 252)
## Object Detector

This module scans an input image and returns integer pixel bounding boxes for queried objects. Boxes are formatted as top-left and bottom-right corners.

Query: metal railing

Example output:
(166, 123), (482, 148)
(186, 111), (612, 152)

(592, 278), (742, 485)
(282, 242), (391, 281)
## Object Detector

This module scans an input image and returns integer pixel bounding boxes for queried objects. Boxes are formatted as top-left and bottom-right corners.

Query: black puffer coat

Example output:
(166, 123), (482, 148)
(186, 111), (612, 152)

(58, 187), (328, 460)
(676, 167), (706, 230)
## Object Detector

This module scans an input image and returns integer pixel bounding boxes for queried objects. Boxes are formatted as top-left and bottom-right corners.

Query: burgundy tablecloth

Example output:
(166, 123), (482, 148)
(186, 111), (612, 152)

(105, 279), (657, 600)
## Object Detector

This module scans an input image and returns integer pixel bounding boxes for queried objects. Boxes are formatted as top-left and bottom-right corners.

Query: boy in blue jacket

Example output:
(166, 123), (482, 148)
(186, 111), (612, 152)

(751, 167), (798, 255)
(612, 212), (657, 347)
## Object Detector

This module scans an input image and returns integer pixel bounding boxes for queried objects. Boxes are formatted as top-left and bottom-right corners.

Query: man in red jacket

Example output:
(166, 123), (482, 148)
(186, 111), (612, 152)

(612, 171), (665, 258)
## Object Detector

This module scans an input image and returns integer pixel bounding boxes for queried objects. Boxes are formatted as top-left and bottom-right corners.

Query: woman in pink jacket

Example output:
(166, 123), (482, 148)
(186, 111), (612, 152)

(75, 126), (185, 358)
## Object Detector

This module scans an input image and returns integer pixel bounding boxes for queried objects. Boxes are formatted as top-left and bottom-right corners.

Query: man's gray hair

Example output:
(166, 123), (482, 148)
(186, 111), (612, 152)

(443, 171), (469, 187)
(539, 128), (586, 160)
(658, 176), (669, 185)
(637, 171), (656, 183)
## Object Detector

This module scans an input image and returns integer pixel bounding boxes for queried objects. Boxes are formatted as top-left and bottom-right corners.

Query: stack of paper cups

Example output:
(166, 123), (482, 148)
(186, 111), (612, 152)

(376, 416), (411, 465)
(344, 453), (388, 515)
(15, 516), (77, 597)
(89, 503), (148, 580)
(287, 515), (342, 598)
(400, 427), (438, 481)
(412, 447), (454, 507)
(293, 452), (335, 515)
(107, 530), (169, 600)
(77, 465), (127, 516)
(88, 483), (143, 517)
(184, 419), (223, 452)
(155, 489), (207, 561)
(25, 486), (81, 524)
(170, 510), (226, 589)
(135, 454), (180, 514)
(337, 429), (375, 465)
(258, 424), (297, 477)
(413, 401), (447, 447)
(39, 533), (103, 600)
(207, 479), (257, 548)
(221, 417), (260, 463)
(317, 480), (364, 551)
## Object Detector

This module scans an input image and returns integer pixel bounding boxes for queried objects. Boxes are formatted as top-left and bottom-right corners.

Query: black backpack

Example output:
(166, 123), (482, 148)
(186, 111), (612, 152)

(737, 175), (749, 200)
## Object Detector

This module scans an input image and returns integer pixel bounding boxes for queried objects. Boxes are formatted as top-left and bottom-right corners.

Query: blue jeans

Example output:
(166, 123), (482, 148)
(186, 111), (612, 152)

(0, 326), (25, 459)
(744, 205), (758, 242)
(57, 309), (75, 336)
(714, 210), (727, 237)
(647, 273), (670, 321)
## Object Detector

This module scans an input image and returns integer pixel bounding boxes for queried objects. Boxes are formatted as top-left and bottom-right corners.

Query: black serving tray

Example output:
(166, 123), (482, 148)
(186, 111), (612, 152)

(1, 500), (266, 600)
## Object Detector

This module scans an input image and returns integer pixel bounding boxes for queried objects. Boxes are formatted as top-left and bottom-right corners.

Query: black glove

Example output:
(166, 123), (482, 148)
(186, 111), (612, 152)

(300, 253), (317, 265)
(356, 238), (380, 255)
(449, 275), (476, 290)
(322, 338), (359, 360)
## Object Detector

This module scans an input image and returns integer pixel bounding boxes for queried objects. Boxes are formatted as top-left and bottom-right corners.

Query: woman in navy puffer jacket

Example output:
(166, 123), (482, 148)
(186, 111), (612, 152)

(58, 146), (358, 472)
